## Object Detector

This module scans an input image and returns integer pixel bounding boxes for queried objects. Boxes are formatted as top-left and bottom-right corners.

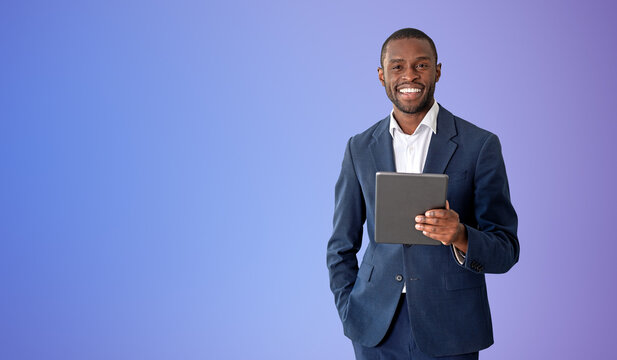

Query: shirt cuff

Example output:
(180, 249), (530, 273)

(452, 245), (466, 265)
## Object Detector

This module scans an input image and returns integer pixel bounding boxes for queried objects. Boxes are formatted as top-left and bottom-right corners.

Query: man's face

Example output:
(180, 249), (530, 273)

(378, 38), (441, 115)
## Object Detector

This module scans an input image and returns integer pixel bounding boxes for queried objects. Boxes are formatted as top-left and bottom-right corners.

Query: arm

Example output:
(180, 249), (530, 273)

(463, 133), (519, 274)
(326, 138), (366, 320)
(415, 134), (519, 273)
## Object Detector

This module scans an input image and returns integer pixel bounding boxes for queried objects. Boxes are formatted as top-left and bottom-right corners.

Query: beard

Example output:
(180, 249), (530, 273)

(385, 81), (435, 115)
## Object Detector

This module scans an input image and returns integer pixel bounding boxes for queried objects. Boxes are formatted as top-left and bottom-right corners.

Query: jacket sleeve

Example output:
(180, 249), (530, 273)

(326, 137), (366, 320)
(461, 133), (519, 274)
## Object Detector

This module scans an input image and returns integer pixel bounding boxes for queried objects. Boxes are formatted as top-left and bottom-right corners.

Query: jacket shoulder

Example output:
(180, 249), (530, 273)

(444, 109), (499, 144)
(348, 116), (389, 149)
(452, 114), (495, 140)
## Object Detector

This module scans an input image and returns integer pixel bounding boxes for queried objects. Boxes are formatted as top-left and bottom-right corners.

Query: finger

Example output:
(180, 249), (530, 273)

(424, 209), (451, 218)
(415, 223), (437, 232)
(446, 200), (450, 210)
(415, 223), (457, 235)
(415, 216), (455, 225)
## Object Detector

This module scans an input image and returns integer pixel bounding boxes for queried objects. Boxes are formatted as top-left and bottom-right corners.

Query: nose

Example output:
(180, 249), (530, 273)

(401, 65), (420, 81)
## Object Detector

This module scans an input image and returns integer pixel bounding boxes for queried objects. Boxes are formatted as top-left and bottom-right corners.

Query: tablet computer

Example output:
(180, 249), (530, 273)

(375, 172), (448, 245)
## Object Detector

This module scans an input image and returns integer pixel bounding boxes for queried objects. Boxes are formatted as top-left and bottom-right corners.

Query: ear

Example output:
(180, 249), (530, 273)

(435, 63), (442, 83)
(378, 67), (385, 86)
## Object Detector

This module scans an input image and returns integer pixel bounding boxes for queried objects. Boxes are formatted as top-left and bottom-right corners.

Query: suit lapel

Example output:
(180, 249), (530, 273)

(369, 116), (396, 173)
(423, 106), (458, 174)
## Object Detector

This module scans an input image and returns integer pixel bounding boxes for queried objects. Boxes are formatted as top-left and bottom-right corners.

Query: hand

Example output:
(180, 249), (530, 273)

(414, 201), (468, 253)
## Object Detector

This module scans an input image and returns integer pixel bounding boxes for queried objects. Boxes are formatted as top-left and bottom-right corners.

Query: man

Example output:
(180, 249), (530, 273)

(326, 28), (519, 360)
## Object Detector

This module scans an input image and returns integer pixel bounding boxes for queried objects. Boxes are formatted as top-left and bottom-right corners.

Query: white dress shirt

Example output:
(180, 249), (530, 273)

(388, 101), (464, 292)
(389, 101), (438, 174)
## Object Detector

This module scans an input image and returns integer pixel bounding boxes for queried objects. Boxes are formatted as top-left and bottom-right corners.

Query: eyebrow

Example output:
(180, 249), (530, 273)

(387, 56), (432, 64)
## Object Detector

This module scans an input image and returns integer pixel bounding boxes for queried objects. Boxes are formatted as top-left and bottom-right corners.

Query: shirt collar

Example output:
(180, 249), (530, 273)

(388, 100), (439, 138)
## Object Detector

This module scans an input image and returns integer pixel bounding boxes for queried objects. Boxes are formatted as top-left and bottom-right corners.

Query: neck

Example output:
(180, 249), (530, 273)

(393, 99), (434, 135)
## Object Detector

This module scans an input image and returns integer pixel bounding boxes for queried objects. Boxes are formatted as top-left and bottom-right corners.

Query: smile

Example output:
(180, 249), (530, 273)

(399, 88), (422, 93)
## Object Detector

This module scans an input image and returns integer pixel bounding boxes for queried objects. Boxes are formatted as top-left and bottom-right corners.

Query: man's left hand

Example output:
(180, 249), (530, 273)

(415, 200), (468, 253)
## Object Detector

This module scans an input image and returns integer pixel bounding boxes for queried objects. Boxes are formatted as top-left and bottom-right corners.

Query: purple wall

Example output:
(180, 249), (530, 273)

(2, 0), (616, 358)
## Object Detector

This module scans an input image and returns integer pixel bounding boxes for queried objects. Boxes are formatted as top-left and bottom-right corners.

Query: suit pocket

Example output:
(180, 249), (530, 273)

(444, 272), (484, 290)
(357, 262), (374, 282)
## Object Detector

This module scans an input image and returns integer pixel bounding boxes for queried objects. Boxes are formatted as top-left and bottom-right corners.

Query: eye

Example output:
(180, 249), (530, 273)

(392, 65), (402, 70)
(415, 63), (430, 70)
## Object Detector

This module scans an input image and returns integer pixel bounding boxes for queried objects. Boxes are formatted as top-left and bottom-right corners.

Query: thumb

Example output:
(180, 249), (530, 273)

(446, 200), (450, 210)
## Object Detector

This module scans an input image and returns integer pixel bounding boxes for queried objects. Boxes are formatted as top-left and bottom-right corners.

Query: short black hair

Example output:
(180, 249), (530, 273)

(380, 28), (438, 68)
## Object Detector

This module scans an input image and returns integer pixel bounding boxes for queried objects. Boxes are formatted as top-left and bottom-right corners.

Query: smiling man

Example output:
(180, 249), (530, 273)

(327, 28), (519, 359)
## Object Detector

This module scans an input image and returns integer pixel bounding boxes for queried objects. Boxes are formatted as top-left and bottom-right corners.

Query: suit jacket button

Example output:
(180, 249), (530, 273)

(395, 274), (403, 282)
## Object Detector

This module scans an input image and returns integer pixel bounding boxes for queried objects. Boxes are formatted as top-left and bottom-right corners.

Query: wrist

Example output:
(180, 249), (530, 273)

(453, 223), (468, 253)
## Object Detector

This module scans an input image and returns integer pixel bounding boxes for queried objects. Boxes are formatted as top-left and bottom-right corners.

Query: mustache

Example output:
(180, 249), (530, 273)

(395, 82), (425, 90)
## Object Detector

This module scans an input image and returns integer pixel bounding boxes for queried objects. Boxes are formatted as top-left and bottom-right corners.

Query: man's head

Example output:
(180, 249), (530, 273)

(378, 28), (441, 117)
(380, 28), (438, 68)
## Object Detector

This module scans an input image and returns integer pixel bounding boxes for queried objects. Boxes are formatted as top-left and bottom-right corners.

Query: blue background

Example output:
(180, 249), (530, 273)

(2, 1), (616, 359)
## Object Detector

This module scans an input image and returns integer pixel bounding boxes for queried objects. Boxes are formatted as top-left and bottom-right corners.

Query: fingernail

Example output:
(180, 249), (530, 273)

(415, 216), (422, 222)
(415, 224), (421, 230)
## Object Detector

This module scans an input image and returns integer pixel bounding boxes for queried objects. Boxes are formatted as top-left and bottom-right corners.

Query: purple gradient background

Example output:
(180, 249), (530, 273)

(2, 0), (616, 359)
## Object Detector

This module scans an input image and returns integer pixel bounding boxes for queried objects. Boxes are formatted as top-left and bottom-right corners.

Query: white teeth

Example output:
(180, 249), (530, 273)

(399, 88), (421, 93)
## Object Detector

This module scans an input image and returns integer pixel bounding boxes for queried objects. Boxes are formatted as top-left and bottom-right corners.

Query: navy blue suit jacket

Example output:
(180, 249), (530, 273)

(327, 105), (519, 356)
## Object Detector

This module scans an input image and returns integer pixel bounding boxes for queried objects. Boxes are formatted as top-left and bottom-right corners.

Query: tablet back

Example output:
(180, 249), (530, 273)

(375, 172), (448, 245)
